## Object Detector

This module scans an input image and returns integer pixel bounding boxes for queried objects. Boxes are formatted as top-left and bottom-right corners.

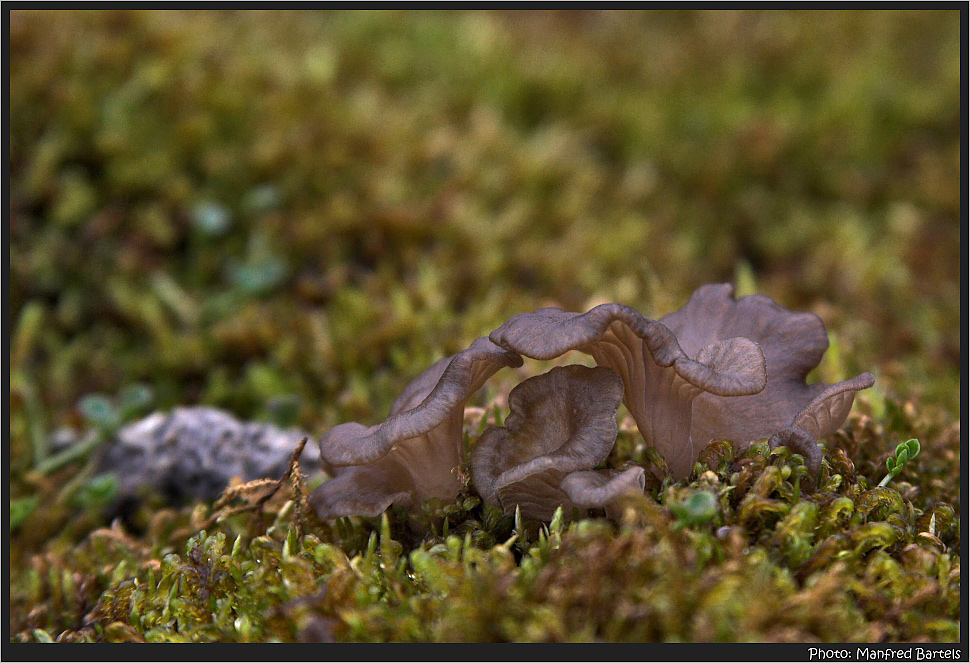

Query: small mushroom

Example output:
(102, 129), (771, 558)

(310, 337), (522, 519)
(660, 284), (874, 479)
(489, 300), (768, 479)
(489, 284), (873, 482)
(470, 365), (645, 520)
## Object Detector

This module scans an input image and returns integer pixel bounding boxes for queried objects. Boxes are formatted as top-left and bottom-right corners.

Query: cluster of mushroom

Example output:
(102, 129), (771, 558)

(310, 284), (874, 522)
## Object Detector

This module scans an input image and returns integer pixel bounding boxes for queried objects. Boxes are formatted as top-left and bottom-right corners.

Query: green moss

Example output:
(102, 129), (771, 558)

(9, 9), (960, 643)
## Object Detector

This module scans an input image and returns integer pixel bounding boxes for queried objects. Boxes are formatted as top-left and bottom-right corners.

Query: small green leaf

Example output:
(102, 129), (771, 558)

(687, 491), (717, 513)
(879, 438), (920, 487)
(549, 506), (564, 535)
(118, 383), (153, 415)
(380, 512), (392, 543)
(77, 394), (120, 430)
(903, 438), (920, 457)
(365, 531), (378, 560)
(283, 526), (298, 559)
(670, 491), (718, 529)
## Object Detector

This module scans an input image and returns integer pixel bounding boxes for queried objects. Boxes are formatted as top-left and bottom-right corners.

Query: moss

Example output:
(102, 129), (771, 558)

(8, 390), (960, 642)
(9, 9), (960, 643)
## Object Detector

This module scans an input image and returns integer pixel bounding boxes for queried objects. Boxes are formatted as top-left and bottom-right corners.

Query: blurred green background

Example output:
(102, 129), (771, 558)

(10, 10), (960, 433)
(8, 1), (961, 600)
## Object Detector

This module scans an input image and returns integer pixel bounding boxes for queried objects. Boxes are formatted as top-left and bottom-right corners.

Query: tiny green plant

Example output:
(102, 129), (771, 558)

(669, 491), (718, 530)
(77, 382), (154, 433)
(878, 438), (920, 487)
(31, 384), (155, 480)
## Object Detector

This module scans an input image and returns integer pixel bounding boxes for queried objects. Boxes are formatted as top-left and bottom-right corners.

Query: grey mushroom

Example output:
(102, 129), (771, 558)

(489, 284), (874, 482)
(310, 337), (522, 519)
(659, 284), (875, 465)
(470, 364), (645, 521)
(488, 297), (767, 479)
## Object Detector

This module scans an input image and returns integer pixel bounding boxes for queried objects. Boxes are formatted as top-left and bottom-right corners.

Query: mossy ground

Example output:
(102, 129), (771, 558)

(8, 10), (961, 643)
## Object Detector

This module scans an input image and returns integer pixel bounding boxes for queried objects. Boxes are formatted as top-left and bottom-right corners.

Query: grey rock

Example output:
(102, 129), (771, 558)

(97, 406), (321, 504)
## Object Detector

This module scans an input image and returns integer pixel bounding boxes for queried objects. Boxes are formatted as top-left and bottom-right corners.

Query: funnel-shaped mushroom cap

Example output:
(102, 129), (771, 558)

(311, 337), (522, 519)
(489, 284), (874, 482)
(660, 284), (875, 478)
(471, 365), (644, 520)
(660, 284), (874, 449)
(489, 302), (768, 478)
